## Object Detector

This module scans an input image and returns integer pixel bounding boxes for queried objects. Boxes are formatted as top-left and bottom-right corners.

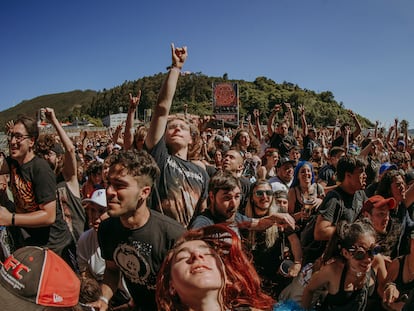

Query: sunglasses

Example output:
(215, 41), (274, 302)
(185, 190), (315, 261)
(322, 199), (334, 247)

(255, 190), (274, 197)
(348, 245), (382, 261)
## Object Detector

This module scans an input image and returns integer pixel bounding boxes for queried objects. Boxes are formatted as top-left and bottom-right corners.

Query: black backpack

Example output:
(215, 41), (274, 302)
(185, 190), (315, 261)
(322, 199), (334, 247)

(300, 189), (344, 264)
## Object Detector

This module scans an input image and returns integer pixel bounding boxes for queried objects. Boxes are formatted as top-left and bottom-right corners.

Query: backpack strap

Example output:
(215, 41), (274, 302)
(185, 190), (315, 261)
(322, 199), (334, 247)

(330, 189), (344, 225)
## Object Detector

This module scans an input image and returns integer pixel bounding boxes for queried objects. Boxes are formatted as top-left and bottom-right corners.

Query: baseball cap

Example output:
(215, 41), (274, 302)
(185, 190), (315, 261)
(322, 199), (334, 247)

(362, 195), (396, 214)
(50, 143), (64, 155)
(214, 135), (223, 142)
(85, 151), (95, 161)
(277, 157), (295, 168)
(113, 144), (122, 150)
(405, 170), (414, 185)
(0, 246), (80, 310)
(397, 140), (406, 147)
(82, 189), (107, 208)
(379, 162), (397, 175)
(274, 190), (288, 200)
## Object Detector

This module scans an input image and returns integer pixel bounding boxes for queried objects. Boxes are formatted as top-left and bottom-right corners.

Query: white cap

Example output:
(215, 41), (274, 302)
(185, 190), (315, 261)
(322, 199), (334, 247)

(113, 144), (122, 150)
(82, 189), (107, 208)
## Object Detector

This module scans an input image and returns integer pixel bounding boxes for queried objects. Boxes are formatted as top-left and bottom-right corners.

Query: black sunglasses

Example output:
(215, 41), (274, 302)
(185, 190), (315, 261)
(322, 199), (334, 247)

(348, 245), (382, 261)
(255, 190), (273, 197)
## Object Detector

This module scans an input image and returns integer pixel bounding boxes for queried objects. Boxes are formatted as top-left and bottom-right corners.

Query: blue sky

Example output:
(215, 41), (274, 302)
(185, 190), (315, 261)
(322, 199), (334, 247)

(1, 0), (413, 128)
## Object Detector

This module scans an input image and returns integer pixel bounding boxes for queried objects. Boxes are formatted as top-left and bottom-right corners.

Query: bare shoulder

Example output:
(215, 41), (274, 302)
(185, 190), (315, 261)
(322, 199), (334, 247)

(321, 258), (344, 274)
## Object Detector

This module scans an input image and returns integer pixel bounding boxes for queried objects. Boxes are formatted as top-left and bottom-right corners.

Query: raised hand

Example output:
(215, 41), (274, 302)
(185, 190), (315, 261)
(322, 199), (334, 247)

(171, 43), (188, 69)
(44, 107), (56, 122)
(129, 90), (142, 110)
(5, 120), (14, 134)
(273, 104), (282, 112)
(348, 109), (356, 119)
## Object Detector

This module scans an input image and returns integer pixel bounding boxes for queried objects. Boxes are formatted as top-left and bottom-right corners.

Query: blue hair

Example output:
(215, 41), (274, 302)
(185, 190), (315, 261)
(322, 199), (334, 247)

(290, 161), (315, 188)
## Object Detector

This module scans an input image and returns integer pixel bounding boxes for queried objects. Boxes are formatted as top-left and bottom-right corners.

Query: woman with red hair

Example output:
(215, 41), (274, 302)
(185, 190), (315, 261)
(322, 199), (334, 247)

(156, 224), (275, 311)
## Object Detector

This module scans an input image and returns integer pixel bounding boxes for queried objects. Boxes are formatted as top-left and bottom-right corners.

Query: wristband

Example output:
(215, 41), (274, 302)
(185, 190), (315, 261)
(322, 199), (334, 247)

(99, 296), (109, 305)
(170, 67), (181, 73)
(11, 212), (15, 226)
(167, 64), (182, 71)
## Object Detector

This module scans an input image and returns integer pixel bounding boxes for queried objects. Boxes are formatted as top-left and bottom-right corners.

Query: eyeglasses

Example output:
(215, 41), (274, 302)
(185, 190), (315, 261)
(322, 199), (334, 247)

(348, 245), (382, 261)
(167, 123), (190, 131)
(7, 133), (32, 143)
(255, 190), (273, 197)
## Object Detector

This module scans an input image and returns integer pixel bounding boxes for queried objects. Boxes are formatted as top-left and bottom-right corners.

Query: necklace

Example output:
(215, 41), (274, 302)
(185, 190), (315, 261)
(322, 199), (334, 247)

(348, 266), (367, 290)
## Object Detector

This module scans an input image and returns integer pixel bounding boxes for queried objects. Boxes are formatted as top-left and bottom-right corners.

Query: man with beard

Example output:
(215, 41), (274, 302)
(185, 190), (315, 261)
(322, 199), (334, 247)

(37, 107), (86, 269)
(220, 148), (251, 214)
(189, 171), (295, 237)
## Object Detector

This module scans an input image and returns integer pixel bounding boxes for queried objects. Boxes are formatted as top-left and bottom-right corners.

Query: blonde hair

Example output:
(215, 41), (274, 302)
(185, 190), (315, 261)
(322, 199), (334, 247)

(244, 181), (279, 249)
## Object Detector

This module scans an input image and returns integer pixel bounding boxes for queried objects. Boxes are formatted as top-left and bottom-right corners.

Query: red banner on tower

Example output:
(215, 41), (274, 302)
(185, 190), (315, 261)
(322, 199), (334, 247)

(212, 82), (239, 124)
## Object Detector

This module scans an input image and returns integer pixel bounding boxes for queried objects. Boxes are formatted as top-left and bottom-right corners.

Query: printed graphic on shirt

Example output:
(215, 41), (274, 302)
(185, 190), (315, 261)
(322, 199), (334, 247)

(113, 241), (155, 289)
(11, 166), (38, 213)
(158, 156), (205, 226)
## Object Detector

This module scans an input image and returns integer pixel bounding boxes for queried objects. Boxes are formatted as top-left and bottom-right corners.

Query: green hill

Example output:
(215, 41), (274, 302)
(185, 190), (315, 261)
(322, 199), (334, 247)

(0, 73), (375, 129)
(0, 90), (97, 127)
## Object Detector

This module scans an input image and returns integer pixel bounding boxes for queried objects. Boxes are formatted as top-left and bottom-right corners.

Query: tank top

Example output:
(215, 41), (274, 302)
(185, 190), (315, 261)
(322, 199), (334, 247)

(321, 265), (376, 311)
(395, 255), (414, 294)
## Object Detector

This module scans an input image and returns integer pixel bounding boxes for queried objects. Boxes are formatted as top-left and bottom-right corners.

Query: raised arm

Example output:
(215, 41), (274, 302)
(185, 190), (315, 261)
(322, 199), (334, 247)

(386, 124), (396, 152)
(145, 43), (188, 151)
(112, 122), (124, 147)
(349, 110), (362, 139)
(299, 104), (308, 137)
(393, 118), (400, 146)
(44, 107), (80, 197)
(123, 90), (141, 150)
(374, 120), (379, 139)
(252, 109), (263, 141)
(284, 102), (295, 131)
(267, 104), (281, 136)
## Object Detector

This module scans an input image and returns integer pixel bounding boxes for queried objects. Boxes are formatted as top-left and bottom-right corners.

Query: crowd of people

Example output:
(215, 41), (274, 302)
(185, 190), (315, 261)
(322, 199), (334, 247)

(1, 43), (414, 311)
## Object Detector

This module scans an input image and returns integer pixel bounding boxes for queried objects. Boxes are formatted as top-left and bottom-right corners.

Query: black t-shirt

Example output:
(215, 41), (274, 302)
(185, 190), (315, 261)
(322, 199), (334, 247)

(332, 134), (356, 148)
(47, 181), (86, 256)
(148, 136), (209, 227)
(269, 133), (298, 158)
(318, 164), (337, 187)
(301, 135), (318, 161)
(8, 156), (56, 247)
(98, 210), (185, 310)
(319, 187), (366, 224)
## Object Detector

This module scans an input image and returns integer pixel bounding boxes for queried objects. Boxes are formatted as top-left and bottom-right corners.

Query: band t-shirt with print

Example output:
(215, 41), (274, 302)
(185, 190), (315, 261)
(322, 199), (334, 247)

(149, 136), (209, 227)
(98, 210), (185, 310)
(8, 156), (56, 247)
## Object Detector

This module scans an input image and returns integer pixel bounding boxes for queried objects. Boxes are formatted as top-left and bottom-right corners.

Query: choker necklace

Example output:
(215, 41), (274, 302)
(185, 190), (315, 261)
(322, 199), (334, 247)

(349, 265), (366, 279)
